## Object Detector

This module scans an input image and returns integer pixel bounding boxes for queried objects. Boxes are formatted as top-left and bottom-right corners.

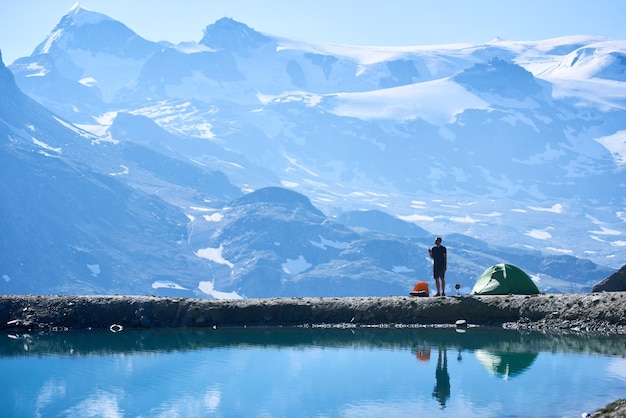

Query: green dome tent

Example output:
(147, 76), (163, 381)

(470, 263), (540, 295)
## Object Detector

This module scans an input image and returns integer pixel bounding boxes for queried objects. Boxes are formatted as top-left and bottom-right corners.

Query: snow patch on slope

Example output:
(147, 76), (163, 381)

(326, 79), (489, 124)
(198, 281), (242, 299)
(195, 245), (234, 268)
(595, 130), (626, 166)
(32, 137), (61, 154)
(310, 235), (350, 250)
(152, 281), (187, 291)
(282, 256), (312, 274)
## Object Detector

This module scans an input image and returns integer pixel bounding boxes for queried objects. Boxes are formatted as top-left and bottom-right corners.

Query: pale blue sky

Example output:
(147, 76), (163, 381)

(1, 0), (625, 65)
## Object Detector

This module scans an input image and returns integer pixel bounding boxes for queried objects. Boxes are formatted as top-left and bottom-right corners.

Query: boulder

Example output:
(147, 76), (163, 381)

(592, 265), (626, 292)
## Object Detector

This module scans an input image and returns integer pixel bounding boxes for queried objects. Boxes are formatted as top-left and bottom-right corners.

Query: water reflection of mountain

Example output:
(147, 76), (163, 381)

(2, 327), (626, 359)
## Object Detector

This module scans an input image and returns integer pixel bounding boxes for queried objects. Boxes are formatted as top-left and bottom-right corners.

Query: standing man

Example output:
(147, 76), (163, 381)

(428, 237), (447, 296)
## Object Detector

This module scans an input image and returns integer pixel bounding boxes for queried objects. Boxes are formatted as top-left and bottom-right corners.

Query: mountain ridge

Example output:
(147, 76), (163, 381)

(0, 7), (624, 298)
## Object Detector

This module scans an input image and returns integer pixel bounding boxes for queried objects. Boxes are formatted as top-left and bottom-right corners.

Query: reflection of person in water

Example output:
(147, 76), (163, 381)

(432, 347), (450, 409)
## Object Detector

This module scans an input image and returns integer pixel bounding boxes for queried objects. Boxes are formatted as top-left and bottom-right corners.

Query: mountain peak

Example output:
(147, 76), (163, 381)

(68, 2), (80, 11)
(199, 17), (272, 52)
(32, 4), (114, 56)
(63, 2), (111, 27)
(231, 187), (324, 217)
(31, 4), (155, 59)
(454, 57), (543, 98)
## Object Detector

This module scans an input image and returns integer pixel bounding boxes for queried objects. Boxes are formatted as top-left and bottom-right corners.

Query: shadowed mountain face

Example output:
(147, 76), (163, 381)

(0, 142), (192, 294)
(0, 52), (239, 297)
(1, 6), (624, 297)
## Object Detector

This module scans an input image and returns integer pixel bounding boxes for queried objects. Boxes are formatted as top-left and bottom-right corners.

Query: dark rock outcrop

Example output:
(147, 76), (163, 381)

(592, 264), (626, 292)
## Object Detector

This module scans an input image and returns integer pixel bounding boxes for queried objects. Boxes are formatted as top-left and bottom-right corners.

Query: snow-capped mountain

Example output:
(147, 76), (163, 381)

(1, 4), (625, 297)
(32, 3), (160, 96)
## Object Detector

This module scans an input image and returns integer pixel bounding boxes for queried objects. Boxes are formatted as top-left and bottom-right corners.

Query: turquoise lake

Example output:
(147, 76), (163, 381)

(1, 327), (625, 417)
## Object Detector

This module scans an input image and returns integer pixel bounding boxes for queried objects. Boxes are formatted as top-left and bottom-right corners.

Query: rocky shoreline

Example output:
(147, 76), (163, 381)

(1, 292), (626, 334)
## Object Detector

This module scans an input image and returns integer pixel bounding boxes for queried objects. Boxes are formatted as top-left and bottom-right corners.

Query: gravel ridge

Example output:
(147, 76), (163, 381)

(1, 292), (625, 334)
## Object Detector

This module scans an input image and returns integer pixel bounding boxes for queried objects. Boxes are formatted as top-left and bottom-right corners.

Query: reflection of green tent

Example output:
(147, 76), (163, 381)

(475, 350), (538, 380)
(470, 263), (539, 295)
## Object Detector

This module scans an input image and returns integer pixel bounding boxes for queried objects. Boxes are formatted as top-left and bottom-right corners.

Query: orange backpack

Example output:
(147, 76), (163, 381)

(410, 281), (430, 297)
